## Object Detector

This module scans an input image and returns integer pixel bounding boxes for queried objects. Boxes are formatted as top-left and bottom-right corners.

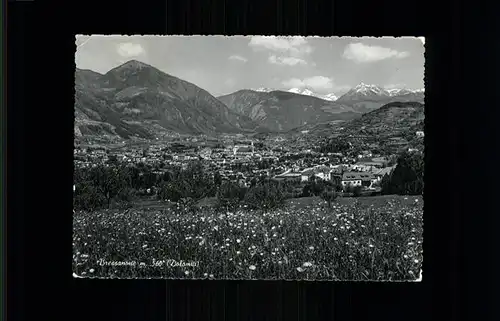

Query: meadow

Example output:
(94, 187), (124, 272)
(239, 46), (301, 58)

(73, 195), (423, 281)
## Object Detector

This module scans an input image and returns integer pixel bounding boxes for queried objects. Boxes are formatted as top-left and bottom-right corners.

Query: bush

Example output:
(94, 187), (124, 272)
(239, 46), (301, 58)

(74, 184), (107, 211)
(352, 186), (363, 197)
(244, 181), (285, 211)
(215, 181), (245, 212)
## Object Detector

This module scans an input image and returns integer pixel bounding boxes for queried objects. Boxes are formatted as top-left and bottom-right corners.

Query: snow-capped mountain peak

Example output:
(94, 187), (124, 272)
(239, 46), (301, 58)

(322, 93), (338, 101)
(254, 87), (274, 92)
(288, 87), (314, 96)
(288, 88), (338, 101)
(353, 82), (386, 95)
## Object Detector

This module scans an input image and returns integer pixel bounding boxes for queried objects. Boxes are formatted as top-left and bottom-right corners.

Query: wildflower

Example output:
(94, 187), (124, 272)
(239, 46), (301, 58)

(334, 237), (338, 241)
(89, 268), (95, 273)
(414, 259), (419, 263)
(404, 255), (409, 259)
(236, 239), (241, 243)
(185, 271), (190, 276)
(369, 244), (374, 248)
(209, 274), (214, 278)
(236, 251), (241, 255)
(302, 262), (313, 267)
(249, 265), (256, 271)
(308, 246), (314, 250)
(278, 260), (282, 264)
(296, 267), (305, 272)
(204, 273), (208, 277)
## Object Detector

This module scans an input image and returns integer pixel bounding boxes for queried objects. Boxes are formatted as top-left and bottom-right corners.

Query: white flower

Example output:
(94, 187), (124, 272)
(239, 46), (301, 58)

(249, 265), (256, 271)
(236, 251), (241, 255)
(414, 259), (419, 263)
(302, 262), (313, 267)
(89, 268), (95, 273)
(185, 271), (190, 276)
(236, 239), (241, 243)
(296, 267), (305, 272)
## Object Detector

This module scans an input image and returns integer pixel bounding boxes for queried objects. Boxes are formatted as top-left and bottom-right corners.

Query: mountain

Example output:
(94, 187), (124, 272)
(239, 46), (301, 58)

(322, 93), (339, 101)
(217, 89), (360, 132)
(254, 87), (275, 93)
(74, 60), (265, 139)
(336, 83), (425, 113)
(288, 88), (338, 101)
(288, 101), (424, 138)
(343, 101), (424, 134)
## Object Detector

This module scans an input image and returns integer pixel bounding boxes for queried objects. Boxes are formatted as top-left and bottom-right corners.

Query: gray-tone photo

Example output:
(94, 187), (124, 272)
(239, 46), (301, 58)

(73, 35), (424, 280)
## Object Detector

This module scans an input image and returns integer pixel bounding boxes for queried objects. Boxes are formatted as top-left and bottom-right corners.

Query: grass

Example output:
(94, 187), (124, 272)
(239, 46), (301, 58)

(73, 195), (423, 280)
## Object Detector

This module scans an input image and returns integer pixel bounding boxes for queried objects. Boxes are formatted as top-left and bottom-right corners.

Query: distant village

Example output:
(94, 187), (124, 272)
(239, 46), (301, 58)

(74, 129), (424, 195)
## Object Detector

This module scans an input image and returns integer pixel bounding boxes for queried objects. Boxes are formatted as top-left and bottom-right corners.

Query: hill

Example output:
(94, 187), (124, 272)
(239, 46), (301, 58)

(287, 101), (424, 139)
(74, 60), (265, 140)
(217, 89), (360, 132)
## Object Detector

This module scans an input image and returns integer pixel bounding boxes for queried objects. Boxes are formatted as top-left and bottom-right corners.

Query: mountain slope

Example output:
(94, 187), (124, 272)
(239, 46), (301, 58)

(217, 89), (359, 132)
(74, 60), (265, 139)
(336, 83), (425, 113)
(290, 101), (424, 138)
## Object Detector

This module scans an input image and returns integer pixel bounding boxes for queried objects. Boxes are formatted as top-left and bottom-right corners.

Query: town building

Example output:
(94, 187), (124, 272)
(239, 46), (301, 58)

(341, 172), (377, 189)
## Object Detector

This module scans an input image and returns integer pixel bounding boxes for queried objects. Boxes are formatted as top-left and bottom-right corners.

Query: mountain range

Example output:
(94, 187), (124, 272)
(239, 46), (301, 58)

(217, 90), (359, 132)
(74, 60), (425, 140)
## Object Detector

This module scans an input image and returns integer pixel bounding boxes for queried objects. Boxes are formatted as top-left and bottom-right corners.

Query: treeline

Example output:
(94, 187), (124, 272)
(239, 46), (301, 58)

(316, 140), (351, 154)
(381, 151), (424, 195)
(73, 159), (344, 213)
(73, 161), (214, 211)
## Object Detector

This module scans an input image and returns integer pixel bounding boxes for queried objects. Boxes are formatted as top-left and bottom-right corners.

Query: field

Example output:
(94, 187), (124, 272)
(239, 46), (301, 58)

(73, 195), (423, 280)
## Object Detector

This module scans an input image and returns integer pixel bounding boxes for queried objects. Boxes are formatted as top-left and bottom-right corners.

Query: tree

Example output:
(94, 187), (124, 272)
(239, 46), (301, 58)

(106, 154), (119, 165)
(74, 182), (107, 211)
(216, 181), (244, 211)
(352, 185), (363, 197)
(88, 165), (127, 208)
(244, 181), (285, 211)
(321, 187), (338, 208)
(382, 151), (424, 195)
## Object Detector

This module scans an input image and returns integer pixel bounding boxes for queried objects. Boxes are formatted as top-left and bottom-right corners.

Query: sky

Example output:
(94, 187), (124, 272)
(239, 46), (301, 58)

(76, 35), (425, 97)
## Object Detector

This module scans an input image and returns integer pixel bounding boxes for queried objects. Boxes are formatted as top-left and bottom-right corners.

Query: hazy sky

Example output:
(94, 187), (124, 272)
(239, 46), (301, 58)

(76, 35), (425, 97)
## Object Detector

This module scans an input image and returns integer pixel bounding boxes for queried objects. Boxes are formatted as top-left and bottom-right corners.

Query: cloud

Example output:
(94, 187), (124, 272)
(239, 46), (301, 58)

(342, 43), (409, 63)
(268, 55), (307, 66)
(117, 42), (145, 58)
(249, 36), (314, 67)
(249, 36), (313, 57)
(384, 83), (407, 89)
(228, 55), (248, 63)
(282, 76), (335, 91)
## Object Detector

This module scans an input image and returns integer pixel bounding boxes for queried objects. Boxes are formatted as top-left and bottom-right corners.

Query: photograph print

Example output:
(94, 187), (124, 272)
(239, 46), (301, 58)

(73, 35), (425, 280)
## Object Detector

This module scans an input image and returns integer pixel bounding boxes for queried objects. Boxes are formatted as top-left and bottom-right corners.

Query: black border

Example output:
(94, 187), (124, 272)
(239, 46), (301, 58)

(8, 0), (486, 320)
